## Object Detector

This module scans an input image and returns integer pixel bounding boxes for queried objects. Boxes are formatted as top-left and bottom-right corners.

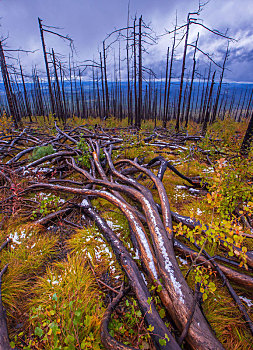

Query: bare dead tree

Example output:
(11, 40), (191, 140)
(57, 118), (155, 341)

(0, 40), (20, 127)
(136, 16), (143, 129)
(211, 43), (229, 123)
(38, 18), (56, 118)
(163, 47), (170, 127)
(166, 3), (235, 131)
(185, 33), (199, 128)
(202, 70), (216, 135)
(240, 111), (253, 156)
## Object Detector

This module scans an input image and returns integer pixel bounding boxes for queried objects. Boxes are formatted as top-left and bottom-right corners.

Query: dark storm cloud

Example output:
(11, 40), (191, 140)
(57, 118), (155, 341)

(0, 0), (253, 82)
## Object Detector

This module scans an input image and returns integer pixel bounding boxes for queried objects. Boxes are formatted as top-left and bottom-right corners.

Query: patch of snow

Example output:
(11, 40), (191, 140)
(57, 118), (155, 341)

(202, 167), (214, 173)
(196, 208), (203, 216)
(239, 296), (253, 308)
(176, 185), (187, 190)
(174, 185), (187, 201)
(9, 229), (26, 248)
(106, 219), (122, 231)
(142, 198), (184, 304)
(188, 188), (201, 195)
(141, 272), (148, 285)
(160, 191), (171, 228)
(178, 256), (188, 265)
(81, 198), (90, 207)
(178, 146), (188, 151)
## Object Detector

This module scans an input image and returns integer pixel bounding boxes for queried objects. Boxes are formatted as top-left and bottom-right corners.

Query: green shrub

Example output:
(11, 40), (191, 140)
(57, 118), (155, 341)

(77, 137), (91, 168)
(32, 144), (55, 161)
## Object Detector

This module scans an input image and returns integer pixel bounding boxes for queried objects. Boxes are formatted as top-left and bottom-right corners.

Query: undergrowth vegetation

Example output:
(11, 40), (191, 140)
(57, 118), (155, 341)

(28, 254), (105, 350)
(0, 115), (252, 349)
(31, 145), (55, 161)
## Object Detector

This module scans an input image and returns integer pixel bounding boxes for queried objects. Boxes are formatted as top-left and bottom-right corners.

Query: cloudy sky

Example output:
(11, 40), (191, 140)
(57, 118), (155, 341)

(1, 0), (253, 82)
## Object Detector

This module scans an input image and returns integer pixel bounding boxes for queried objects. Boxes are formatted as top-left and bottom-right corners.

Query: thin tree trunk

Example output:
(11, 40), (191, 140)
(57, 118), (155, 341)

(202, 71), (216, 136)
(176, 14), (190, 131)
(38, 18), (55, 117)
(240, 112), (253, 156)
(163, 47), (169, 127)
(211, 44), (229, 123)
(185, 33), (199, 128)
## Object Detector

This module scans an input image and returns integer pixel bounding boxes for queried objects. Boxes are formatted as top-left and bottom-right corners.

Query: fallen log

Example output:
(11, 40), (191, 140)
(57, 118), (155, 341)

(81, 200), (180, 350)
(28, 179), (224, 349)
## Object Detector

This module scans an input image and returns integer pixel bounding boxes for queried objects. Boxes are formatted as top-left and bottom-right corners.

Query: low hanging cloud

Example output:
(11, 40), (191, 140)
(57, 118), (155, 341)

(0, 0), (253, 82)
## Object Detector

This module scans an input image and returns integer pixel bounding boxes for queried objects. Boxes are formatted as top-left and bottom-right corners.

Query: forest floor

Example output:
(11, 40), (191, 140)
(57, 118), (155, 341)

(0, 115), (252, 350)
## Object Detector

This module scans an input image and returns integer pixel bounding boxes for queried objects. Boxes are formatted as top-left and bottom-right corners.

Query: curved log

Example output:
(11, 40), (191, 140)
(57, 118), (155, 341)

(29, 183), (180, 349)
(20, 150), (77, 171)
(112, 159), (224, 349)
(29, 177), (224, 350)
(82, 200), (180, 350)
(115, 158), (173, 239)
(147, 156), (196, 186)
(72, 155), (176, 327)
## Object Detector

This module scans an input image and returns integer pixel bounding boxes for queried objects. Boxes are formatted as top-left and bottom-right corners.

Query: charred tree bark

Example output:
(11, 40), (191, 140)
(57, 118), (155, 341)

(38, 18), (55, 117)
(136, 16), (142, 129)
(103, 41), (110, 117)
(240, 111), (253, 156)
(100, 52), (106, 119)
(0, 41), (20, 127)
(211, 44), (229, 123)
(20, 64), (32, 123)
(176, 14), (190, 131)
(133, 18), (138, 127)
(52, 48), (64, 122)
(185, 33), (199, 128)
(163, 47), (170, 128)
(202, 71), (216, 136)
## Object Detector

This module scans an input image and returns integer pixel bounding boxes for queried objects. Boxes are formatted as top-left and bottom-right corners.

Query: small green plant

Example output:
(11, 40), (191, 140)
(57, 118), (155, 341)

(31, 144), (55, 161)
(109, 297), (153, 349)
(31, 194), (62, 220)
(77, 137), (91, 168)
(108, 294), (170, 349)
(193, 266), (216, 301)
